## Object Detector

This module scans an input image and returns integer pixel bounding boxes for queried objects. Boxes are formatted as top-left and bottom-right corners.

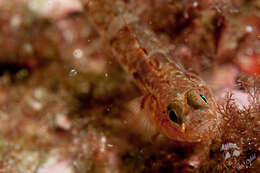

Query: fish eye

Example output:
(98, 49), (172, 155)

(200, 94), (207, 103)
(167, 103), (182, 125)
(169, 110), (178, 123)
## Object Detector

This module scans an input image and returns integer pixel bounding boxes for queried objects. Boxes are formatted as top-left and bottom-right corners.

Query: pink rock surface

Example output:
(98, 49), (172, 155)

(217, 89), (251, 109)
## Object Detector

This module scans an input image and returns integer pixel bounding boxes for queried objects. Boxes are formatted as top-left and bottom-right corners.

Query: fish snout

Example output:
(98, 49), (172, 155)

(182, 108), (217, 141)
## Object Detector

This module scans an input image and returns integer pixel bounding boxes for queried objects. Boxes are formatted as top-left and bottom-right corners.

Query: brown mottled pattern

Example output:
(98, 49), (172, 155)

(87, 0), (220, 144)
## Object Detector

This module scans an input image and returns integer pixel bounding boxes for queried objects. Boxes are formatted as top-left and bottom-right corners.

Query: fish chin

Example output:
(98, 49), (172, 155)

(183, 109), (218, 141)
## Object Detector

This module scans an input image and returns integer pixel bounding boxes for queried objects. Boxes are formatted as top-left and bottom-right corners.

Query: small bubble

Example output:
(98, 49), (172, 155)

(104, 73), (108, 77)
(246, 25), (253, 33)
(193, 2), (198, 7)
(69, 69), (78, 77)
(73, 49), (83, 59)
(87, 39), (91, 43)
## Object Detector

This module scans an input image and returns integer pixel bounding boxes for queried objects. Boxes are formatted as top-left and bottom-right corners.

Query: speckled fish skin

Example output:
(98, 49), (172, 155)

(87, 0), (221, 143)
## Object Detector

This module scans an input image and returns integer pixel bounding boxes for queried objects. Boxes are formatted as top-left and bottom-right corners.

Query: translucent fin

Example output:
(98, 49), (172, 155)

(122, 95), (159, 141)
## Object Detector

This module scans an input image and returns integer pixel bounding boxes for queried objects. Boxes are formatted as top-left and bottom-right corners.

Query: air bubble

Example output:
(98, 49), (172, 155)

(246, 26), (253, 33)
(193, 2), (198, 7)
(69, 69), (78, 77)
(73, 49), (83, 59)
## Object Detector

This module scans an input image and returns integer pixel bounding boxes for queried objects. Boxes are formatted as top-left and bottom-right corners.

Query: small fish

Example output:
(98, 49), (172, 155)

(87, 0), (221, 143)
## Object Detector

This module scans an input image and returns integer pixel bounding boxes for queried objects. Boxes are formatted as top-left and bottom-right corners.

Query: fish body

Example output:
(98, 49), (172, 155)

(87, 0), (221, 143)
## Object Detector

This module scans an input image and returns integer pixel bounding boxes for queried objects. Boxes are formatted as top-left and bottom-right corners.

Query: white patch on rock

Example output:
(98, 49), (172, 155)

(28, 0), (82, 19)
(37, 157), (74, 173)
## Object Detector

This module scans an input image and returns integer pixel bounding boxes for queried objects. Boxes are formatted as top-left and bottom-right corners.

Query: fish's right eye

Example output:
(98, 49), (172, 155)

(169, 110), (178, 123)
(167, 103), (183, 125)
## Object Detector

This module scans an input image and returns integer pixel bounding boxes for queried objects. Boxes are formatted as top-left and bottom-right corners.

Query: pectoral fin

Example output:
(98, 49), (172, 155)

(122, 95), (159, 141)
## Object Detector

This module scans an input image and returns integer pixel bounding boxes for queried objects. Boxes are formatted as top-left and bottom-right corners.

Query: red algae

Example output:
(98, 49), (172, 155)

(198, 76), (260, 172)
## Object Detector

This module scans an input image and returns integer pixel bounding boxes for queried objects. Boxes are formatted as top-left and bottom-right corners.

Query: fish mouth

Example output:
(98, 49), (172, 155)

(160, 106), (219, 142)
(181, 108), (218, 141)
(160, 108), (219, 142)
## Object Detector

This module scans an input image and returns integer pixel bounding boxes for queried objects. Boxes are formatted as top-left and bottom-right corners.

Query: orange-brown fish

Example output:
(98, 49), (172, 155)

(87, 1), (222, 166)
(129, 30), (221, 141)
(88, 0), (220, 140)
(87, 0), (223, 167)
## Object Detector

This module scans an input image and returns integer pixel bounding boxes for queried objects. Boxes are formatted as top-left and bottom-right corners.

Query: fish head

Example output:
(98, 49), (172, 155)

(158, 85), (220, 143)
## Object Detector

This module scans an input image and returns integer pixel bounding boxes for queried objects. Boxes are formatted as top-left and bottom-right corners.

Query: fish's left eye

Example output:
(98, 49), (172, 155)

(200, 94), (207, 103)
